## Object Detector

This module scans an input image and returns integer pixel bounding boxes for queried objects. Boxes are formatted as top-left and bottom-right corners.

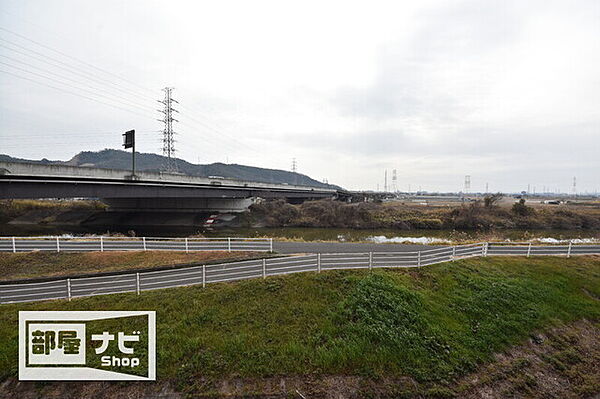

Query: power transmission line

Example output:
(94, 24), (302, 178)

(0, 44), (227, 150)
(0, 38), (261, 158)
(0, 68), (156, 119)
(0, 66), (243, 163)
(0, 26), (157, 98)
(0, 29), (260, 152)
(0, 60), (157, 117)
(2, 27), (244, 121)
(0, 54), (158, 113)
(176, 108), (261, 154)
(0, 26), (276, 165)
(0, 37), (148, 102)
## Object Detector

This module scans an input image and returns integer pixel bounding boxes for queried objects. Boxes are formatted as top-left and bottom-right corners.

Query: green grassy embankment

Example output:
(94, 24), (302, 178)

(0, 251), (264, 281)
(0, 256), (599, 397)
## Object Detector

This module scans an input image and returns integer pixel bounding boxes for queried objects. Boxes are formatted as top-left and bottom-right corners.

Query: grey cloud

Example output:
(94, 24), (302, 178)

(331, 0), (524, 121)
(285, 120), (599, 165)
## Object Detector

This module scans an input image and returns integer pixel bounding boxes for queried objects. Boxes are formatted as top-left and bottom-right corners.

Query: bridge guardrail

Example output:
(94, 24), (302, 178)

(0, 236), (273, 253)
(1, 242), (599, 304)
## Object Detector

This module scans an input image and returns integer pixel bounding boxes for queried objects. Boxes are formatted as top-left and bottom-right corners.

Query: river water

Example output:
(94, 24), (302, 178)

(2, 223), (599, 243)
(220, 227), (600, 243)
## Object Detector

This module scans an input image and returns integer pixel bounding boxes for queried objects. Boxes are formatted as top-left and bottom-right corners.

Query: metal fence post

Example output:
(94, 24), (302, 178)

(67, 278), (71, 301)
(12, 237), (16, 253)
(100, 236), (104, 252)
(202, 265), (206, 288)
(484, 242), (489, 257)
(418, 251), (421, 267)
(369, 252), (373, 271)
(143, 237), (147, 251)
(317, 253), (321, 273)
(228, 237), (232, 252)
(56, 236), (60, 253)
(527, 242), (532, 258)
(185, 238), (189, 253)
(269, 238), (273, 252)
(136, 273), (141, 295)
(262, 258), (266, 279)
(567, 241), (572, 258)
(452, 246), (456, 261)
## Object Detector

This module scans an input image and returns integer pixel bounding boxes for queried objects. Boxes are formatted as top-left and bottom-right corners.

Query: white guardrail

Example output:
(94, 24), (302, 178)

(0, 236), (273, 253)
(1, 241), (599, 304)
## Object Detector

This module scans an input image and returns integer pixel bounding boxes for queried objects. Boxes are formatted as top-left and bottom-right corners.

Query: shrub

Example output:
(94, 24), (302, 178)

(449, 202), (495, 230)
(249, 200), (300, 226)
(512, 199), (534, 216)
(484, 193), (503, 208)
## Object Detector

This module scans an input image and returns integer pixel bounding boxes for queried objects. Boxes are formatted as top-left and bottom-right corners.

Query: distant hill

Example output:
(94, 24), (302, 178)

(0, 150), (341, 189)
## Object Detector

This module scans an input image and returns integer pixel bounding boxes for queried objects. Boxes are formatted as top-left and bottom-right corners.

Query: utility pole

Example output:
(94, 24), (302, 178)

(158, 87), (179, 173)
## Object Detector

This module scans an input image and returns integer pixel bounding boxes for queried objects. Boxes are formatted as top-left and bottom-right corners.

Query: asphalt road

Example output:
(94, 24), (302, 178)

(2, 238), (598, 256)
(1, 242), (599, 304)
(274, 241), (439, 253)
(0, 238), (271, 252)
(0, 238), (439, 254)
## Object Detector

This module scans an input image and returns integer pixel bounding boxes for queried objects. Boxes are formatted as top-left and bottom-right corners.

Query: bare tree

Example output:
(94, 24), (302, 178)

(484, 193), (503, 208)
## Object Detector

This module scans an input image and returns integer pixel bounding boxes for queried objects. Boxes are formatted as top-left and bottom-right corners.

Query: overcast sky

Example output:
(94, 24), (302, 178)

(0, 0), (598, 193)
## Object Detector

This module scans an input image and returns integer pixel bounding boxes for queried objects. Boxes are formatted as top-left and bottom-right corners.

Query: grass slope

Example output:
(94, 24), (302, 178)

(0, 251), (262, 281)
(0, 256), (599, 396)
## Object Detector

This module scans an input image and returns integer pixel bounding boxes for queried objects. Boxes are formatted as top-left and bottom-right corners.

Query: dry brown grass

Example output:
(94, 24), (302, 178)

(0, 250), (262, 281)
(250, 199), (600, 230)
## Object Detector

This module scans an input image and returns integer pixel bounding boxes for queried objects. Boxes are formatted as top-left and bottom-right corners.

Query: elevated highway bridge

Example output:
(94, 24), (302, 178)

(0, 162), (348, 212)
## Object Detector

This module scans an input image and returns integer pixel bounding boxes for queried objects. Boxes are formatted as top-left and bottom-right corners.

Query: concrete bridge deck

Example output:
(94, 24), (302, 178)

(0, 162), (342, 212)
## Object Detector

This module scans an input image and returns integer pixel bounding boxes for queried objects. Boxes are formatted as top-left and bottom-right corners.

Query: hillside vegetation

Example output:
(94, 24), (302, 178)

(0, 149), (338, 189)
(1, 256), (599, 397)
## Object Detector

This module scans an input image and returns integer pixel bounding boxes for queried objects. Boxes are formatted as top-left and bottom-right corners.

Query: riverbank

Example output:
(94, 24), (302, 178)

(2, 199), (600, 242)
(248, 199), (600, 231)
(0, 251), (263, 281)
